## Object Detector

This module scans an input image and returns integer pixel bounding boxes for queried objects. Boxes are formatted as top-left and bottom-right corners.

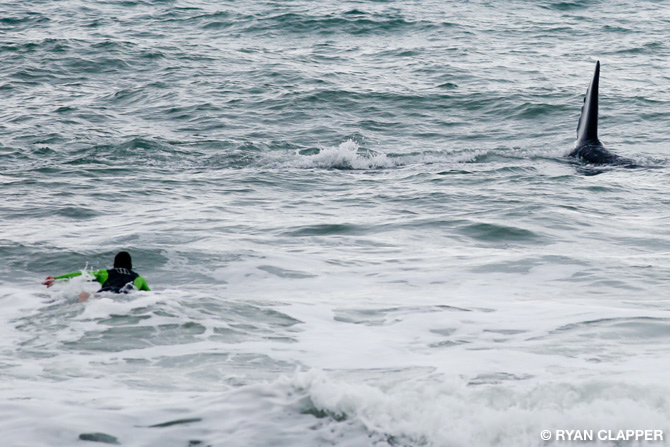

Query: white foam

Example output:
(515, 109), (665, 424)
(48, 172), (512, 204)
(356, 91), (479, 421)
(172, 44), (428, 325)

(257, 139), (577, 172)
(293, 370), (670, 447)
(288, 140), (397, 170)
(2, 368), (668, 447)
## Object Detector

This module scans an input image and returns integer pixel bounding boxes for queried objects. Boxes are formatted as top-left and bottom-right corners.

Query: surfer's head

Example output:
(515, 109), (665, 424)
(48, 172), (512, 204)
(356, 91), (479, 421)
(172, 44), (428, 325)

(114, 251), (132, 270)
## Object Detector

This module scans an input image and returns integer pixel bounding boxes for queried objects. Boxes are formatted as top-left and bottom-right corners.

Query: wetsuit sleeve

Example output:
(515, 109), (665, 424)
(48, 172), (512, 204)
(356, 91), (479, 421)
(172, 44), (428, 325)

(134, 276), (150, 291)
(54, 269), (108, 285)
(54, 272), (82, 280)
(93, 270), (109, 286)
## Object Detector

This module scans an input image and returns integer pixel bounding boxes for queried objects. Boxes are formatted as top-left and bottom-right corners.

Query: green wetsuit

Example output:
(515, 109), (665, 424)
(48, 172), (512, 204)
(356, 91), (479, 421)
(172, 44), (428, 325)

(55, 269), (150, 292)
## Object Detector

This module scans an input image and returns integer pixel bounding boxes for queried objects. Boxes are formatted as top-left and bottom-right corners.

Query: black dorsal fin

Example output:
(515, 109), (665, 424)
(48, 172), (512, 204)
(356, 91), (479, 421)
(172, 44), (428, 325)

(576, 61), (600, 144)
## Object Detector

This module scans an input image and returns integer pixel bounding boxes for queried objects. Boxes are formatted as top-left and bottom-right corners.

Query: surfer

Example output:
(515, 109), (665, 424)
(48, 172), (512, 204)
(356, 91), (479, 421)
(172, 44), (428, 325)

(42, 251), (150, 302)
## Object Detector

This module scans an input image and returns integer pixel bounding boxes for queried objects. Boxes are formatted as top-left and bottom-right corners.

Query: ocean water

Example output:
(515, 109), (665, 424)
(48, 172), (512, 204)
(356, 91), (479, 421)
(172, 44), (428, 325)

(2, 1), (670, 446)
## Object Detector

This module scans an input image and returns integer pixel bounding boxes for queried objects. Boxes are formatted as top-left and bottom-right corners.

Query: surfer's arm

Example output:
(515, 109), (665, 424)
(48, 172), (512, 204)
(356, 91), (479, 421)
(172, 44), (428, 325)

(42, 271), (81, 287)
(43, 270), (108, 287)
(53, 272), (83, 280)
(92, 270), (109, 285)
(134, 276), (150, 291)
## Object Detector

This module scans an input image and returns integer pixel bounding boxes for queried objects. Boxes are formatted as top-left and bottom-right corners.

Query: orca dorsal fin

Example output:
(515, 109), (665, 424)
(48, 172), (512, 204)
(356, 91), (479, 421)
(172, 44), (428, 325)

(576, 60), (600, 144)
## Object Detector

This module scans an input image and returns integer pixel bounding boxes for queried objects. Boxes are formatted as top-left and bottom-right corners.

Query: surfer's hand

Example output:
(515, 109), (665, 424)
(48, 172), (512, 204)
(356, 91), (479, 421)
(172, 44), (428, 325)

(42, 276), (55, 287)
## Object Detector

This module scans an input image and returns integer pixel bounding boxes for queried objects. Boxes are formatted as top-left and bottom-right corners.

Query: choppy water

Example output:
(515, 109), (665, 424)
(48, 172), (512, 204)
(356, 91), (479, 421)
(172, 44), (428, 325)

(2, 1), (670, 446)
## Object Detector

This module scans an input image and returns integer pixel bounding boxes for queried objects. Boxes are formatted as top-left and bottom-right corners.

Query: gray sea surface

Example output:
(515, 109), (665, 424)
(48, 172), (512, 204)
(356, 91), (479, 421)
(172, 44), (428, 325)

(1, 1), (670, 446)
